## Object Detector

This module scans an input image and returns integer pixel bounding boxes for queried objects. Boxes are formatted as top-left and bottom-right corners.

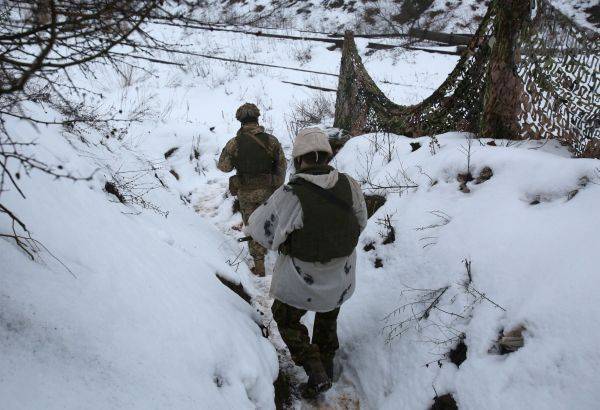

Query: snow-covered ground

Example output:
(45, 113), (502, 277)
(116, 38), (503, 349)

(193, 0), (599, 34)
(334, 133), (600, 409)
(194, 0), (490, 34)
(2, 12), (600, 410)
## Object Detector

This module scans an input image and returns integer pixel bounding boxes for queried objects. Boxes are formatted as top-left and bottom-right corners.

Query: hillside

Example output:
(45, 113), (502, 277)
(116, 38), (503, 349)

(193, 0), (599, 33)
(1, 2), (600, 409)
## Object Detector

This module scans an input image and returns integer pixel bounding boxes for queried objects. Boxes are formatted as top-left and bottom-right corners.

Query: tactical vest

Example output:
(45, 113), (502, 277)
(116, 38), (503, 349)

(286, 166), (360, 263)
(234, 129), (275, 176)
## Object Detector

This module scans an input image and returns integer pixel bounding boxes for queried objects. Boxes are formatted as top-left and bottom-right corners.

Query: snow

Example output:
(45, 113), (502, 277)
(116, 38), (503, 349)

(550, 0), (599, 32)
(1, 114), (278, 409)
(2, 9), (600, 410)
(334, 133), (600, 409)
(194, 0), (489, 34)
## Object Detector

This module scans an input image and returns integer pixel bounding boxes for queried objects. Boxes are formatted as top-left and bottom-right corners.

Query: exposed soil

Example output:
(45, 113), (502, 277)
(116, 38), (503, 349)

(475, 166), (493, 184)
(164, 146), (179, 159)
(363, 241), (376, 252)
(382, 225), (395, 245)
(215, 273), (252, 304)
(104, 181), (126, 203)
(364, 194), (386, 218)
(430, 393), (458, 410)
(457, 172), (473, 193)
(410, 142), (422, 152)
(393, 0), (435, 25)
(585, 5), (600, 27)
(447, 339), (467, 367)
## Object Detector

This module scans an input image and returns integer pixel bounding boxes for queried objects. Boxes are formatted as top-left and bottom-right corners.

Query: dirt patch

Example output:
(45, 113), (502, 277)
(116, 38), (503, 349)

(342, 0), (357, 12)
(585, 5), (600, 27)
(393, 0), (434, 25)
(363, 241), (376, 252)
(327, 0), (344, 8)
(447, 339), (467, 367)
(430, 393), (458, 410)
(475, 166), (493, 184)
(374, 257), (383, 268)
(382, 228), (395, 245)
(364, 194), (386, 218)
(410, 142), (422, 152)
(488, 325), (526, 355)
(104, 181), (126, 203)
(164, 146), (179, 159)
(498, 325), (525, 354)
(216, 273), (252, 304)
(363, 7), (380, 25)
(378, 214), (395, 245)
(457, 172), (473, 193)
(567, 189), (579, 201)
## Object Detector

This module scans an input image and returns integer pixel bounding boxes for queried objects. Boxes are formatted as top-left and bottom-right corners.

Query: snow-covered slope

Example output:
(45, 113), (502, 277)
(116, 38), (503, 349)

(1, 109), (278, 408)
(334, 133), (600, 409)
(2, 11), (599, 410)
(193, 0), (489, 33)
(3, 25), (438, 410)
(194, 0), (599, 34)
(551, 0), (599, 31)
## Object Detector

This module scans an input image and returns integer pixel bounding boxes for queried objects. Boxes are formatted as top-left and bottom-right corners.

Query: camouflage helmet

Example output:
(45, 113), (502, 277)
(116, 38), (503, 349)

(235, 103), (260, 122)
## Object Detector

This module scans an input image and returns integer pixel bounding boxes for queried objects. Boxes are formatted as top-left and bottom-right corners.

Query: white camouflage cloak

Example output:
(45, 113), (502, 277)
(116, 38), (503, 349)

(246, 169), (368, 312)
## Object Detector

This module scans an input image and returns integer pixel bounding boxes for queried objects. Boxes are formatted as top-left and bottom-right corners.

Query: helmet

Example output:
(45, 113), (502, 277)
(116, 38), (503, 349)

(235, 103), (260, 122)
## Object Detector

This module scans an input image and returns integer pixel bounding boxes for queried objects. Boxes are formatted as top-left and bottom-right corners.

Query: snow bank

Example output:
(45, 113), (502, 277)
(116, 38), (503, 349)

(0, 109), (278, 409)
(3, 26), (455, 408)
(10, 16), (593, 409)
(333, 133), (600, 409)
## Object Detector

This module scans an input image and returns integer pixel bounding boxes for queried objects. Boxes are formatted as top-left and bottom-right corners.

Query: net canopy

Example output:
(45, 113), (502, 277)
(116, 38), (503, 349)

(333, 0), (599, 158)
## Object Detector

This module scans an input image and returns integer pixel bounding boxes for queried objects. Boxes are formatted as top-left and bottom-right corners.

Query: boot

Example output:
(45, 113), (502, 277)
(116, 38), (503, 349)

(322, 355), (334, 380)
(301, 356), (331, 399)
(251, 259), (265, 277)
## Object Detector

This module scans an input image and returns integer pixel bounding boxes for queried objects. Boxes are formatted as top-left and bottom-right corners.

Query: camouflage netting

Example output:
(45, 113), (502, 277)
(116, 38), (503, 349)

(333, 0), (600, 158)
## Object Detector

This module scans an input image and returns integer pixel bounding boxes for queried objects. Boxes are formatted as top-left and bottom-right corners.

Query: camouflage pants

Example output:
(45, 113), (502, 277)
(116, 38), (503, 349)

(271, 299), (340, 370)
(238, 187), (274, 261)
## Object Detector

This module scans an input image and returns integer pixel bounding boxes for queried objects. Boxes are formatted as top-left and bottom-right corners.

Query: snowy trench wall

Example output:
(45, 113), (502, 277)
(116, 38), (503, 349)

(1, 5), (600, 410)
(333, 133), (600, 409)
(0, 116), (278, 408)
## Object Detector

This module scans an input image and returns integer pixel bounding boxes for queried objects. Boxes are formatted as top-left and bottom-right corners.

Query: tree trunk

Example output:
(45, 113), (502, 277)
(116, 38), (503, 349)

(481, 0), (529, 139)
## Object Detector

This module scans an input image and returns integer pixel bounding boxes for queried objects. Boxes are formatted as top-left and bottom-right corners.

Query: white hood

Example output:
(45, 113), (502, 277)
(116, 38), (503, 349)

(293, 169), (339, 189)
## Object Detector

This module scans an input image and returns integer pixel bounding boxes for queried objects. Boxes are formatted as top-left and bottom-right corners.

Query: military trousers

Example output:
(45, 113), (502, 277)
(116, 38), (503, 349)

(238, 187), (274, 261)
(271, 299), (340, 372)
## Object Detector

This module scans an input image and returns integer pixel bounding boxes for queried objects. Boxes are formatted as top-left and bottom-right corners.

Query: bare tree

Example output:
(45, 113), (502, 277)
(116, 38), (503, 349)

(0, 0), (170, 258)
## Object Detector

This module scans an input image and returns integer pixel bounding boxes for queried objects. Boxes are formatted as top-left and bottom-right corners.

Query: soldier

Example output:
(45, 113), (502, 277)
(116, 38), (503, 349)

(244, 127), (368, 397)
(217, 103), (286, 277)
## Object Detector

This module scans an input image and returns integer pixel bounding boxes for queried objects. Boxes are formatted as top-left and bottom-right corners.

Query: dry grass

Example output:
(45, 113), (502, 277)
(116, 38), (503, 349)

(284, 93), (335, 139)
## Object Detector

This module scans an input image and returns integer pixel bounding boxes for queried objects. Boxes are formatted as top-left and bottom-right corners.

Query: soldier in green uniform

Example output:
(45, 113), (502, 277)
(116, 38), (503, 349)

(217, 103), (286, 277)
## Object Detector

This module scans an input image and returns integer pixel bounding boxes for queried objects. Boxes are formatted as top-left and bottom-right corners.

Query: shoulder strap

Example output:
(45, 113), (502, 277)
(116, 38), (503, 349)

(290, 177), (353, 213)
(248, 132), (271, 153)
